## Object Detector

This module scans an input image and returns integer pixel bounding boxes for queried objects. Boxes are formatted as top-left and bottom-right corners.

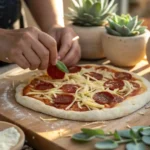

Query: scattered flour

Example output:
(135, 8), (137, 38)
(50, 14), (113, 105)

(0, 127), (20, 150)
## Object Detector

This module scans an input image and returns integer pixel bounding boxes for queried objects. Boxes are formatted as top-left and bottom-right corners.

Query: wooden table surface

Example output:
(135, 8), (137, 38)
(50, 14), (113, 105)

(0, 59), (150, 150)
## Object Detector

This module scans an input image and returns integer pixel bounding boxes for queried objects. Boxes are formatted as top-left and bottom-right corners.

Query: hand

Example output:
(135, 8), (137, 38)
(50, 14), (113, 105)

(49, 25), (81, 67)
(0, 27), (57, 70)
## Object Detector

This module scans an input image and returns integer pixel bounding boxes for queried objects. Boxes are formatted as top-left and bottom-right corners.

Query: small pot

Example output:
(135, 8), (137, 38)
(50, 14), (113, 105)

(70, 24), (106, 59)
(102, 30), (150, 67)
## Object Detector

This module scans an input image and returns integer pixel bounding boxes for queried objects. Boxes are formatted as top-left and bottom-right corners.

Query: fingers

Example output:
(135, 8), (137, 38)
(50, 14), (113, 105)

(38, 32), (57, 65)
(62, 41), (81, 67)
(58, 33), (73, 60)
(30, 37), (49, 70)
(13, 53), (30, 69)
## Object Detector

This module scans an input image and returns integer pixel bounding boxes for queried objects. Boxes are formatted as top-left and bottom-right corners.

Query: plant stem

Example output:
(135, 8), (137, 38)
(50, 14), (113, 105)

(117, 139), (141, 144)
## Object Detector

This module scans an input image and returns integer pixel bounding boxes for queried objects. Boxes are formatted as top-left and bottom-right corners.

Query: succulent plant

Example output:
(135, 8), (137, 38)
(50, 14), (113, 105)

(106, 14), (147, 37)
(67, 0), (117, 26)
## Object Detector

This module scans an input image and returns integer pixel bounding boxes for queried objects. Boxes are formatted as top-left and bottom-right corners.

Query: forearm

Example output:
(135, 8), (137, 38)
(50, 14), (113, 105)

(25, 0), (64, 32)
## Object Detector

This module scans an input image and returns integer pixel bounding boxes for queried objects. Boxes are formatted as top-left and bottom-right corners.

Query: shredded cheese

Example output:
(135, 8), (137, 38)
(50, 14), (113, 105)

(25, 66), (145, 111)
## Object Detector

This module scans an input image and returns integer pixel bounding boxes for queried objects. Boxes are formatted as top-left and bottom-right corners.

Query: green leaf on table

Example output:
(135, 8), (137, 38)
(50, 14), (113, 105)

(95, 140), (118, 150)
(126, 142), (146, 150)
(142, 135), (150, 145)
(72, 133), (94, 142)
(140, 127), (150, 136)
(56, 60), (69, 73)
(130, 129), (139, 142)
(118, 129), (131, 138)
(81, 128), (105, 136)
(114, 130), (122, 140)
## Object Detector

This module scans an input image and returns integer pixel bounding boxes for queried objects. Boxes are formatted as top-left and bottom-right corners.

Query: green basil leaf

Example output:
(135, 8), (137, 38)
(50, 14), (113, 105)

(81, 128), (105, 136)
(56, 60), (69, 73)
(95, 140), (118, 150)
(114, 130), (122, 140)
(72, 133), (94, 142)
(126, 142), (146, 150)
(142, 135), (150, 145)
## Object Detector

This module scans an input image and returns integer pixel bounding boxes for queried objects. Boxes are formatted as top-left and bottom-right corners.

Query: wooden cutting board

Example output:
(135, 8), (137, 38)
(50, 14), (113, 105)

(0, 59), (150, 150)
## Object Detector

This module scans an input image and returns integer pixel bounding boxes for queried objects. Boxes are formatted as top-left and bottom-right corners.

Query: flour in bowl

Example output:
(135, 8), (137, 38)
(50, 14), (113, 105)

(0, 127), (20, 150)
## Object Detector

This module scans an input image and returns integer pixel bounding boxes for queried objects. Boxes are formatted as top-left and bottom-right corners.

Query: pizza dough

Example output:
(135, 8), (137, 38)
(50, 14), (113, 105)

(0, 127), (20, 150)
(15, 65), (150, 121)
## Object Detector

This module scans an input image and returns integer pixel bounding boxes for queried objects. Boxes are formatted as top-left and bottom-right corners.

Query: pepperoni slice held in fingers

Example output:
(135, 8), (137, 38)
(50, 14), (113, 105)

(47, 65), (65, 79)
(53, 94), (74, 104)
(60, 84), (79, 93)
(69, 66), (81, 73)
(115, 72), (132, 80)
(104, 79), (124, 90)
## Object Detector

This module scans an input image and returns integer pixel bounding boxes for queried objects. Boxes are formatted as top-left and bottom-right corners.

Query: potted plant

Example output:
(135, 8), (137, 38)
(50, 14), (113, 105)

(67, 0), (117, 59)
(102, 14), (150, 67)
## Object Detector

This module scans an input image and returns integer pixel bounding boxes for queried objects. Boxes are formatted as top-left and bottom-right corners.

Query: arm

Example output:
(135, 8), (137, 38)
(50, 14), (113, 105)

(25, 0), (81, 66)
(25, 0), (64, 32)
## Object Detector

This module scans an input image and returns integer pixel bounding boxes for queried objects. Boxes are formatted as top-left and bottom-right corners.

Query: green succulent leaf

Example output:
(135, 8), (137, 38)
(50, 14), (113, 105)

(67, 0), (117, 26)
(72, 133), (95, 142)
(95, 140), (118, 150)
(106, 26), (121, 36)
(126, 142), (146, 150)
(107, 14), (147, 36)
(142, 135), (150, 145)
(56, 60), (69, 73)
(118, 129), (131, 139)
(81, 128), (105, 136)
(90, 2), (101, 16)
(140, 127), (150, 136)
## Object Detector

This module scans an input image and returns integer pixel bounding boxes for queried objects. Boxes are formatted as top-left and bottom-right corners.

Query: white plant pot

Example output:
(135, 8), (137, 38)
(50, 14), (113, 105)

(102, 30), (150, 67)
(146, 37), (150, 64)
(70, 24), (106, 59)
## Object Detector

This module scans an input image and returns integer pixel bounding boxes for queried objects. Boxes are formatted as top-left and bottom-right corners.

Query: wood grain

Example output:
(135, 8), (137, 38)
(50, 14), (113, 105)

(0, 59), (150, 150)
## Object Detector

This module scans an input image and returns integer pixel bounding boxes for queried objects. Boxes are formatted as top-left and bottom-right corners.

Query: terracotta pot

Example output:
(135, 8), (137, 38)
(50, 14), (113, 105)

(102, 30), (150, 67)
(70, 24), (106, 59)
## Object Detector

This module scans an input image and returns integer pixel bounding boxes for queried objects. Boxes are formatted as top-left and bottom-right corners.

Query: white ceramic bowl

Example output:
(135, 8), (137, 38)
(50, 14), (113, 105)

(0, 121), (25, 150)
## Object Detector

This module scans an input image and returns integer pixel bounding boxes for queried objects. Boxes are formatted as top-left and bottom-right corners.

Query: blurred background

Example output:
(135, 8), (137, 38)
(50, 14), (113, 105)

(21, 0), (150, 30)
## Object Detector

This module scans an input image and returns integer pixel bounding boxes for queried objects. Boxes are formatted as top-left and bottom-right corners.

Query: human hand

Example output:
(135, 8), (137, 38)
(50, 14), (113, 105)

(0, 27), (57, 70)
(49, 25), (81, 67)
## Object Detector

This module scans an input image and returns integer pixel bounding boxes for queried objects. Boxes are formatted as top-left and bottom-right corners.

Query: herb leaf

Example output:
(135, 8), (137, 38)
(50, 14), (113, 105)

(72, 133), (95, 142)
(142, 135), (150, 145)
(114, 130), (122, 140)
(126, 142), (146, 150)
(81, 128), (105, 136)
(140, 127), (150, 136)
(56, 60), (69, 73)
(118, 129), (131, 138)
(95, 140), (118, 149)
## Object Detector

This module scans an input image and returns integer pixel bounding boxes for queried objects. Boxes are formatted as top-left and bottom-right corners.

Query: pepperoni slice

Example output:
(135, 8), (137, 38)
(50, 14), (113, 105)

(60, 84), (79, 93)
(115, 72), (132, 80)
(93, 92), (115, 105)
(35, 82), (54, 90)
(69, 66), (81, 73)
(47, 65), (65, 79)
(88, 72), (103, 80)
(104, 79), (124, 90)
(96, 66), (115, 72)
(53, 94), (74, 104)
(93, 92), (123, 106)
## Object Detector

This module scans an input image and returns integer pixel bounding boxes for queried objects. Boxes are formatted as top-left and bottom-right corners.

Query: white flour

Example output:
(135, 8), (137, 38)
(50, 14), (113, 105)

(0, 127), (20, 150)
